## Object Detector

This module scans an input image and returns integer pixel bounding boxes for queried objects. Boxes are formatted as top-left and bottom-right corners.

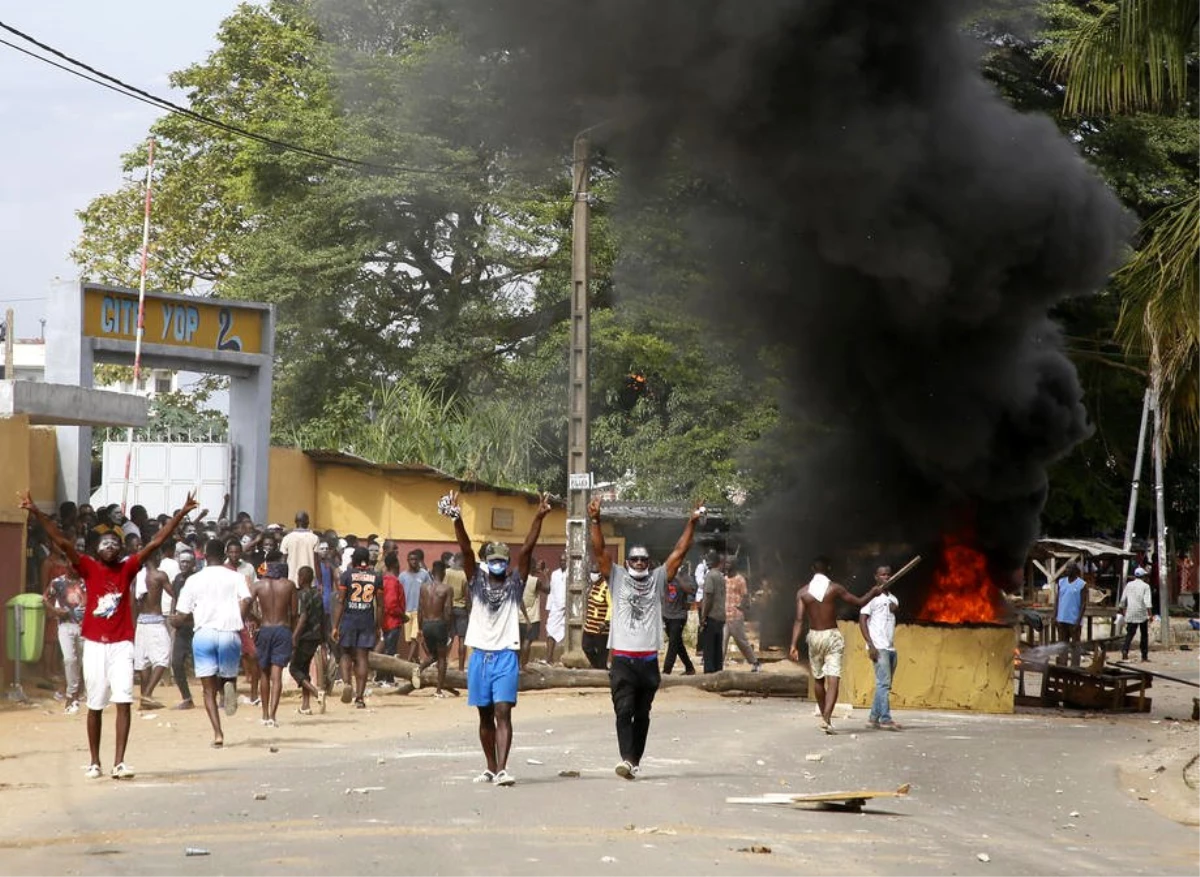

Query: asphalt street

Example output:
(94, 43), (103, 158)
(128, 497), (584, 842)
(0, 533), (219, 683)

(2, 686), (1196, 876)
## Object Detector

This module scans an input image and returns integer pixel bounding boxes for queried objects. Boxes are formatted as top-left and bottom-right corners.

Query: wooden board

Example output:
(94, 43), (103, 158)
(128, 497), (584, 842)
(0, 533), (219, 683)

(727, 783), (910, 812)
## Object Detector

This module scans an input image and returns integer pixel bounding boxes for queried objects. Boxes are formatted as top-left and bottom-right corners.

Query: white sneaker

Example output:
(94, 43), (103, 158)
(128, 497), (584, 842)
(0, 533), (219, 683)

(111, 762), (135, 780)
(472, 770), (496, 784)
(615, 760), (635, 780)
(64, 700), (80, 715)
(493, 770), (515, 786)
(410, 668), (422, 690)
(85, 764), (102, 779)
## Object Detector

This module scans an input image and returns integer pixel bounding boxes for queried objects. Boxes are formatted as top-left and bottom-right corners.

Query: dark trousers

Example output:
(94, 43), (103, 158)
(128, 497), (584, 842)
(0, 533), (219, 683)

(582, 632), (609, 669)
(171, 624), (194, 701)
(376, 627), (402, 683)
(700, 620), (725, 673)
(609, 656), (660, 764)
(1123, 621), (1149, 660)
(662, 618), (694, 674)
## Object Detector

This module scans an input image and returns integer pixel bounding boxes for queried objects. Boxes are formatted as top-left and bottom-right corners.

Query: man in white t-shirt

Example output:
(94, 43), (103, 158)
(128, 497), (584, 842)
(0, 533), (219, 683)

(171, 538), (251, 748)
(858, 565), (901, 730)
(442, 489), (551, 787)
(544, 554), (568, 664)
(280, 511), (320, 585)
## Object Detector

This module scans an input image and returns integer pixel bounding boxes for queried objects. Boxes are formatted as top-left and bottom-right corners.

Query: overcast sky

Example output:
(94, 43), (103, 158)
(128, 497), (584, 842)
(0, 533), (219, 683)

(0, 1), (245, 340)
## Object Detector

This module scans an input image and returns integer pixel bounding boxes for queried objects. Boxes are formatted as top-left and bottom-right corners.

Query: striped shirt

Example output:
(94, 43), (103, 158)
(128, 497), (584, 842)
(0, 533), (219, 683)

(583, 578), (611, 635)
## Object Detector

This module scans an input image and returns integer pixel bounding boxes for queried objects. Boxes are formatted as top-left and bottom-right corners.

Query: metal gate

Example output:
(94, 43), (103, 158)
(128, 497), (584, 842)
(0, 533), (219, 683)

(90, 440), (231, 519)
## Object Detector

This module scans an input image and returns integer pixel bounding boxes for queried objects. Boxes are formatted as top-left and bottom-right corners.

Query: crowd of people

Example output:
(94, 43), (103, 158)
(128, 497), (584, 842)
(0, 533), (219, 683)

(22, 490), (862, 786)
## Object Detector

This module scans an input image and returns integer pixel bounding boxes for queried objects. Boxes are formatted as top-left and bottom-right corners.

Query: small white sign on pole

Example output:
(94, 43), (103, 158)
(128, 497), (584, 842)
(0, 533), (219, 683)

(568, 472), (593, 491)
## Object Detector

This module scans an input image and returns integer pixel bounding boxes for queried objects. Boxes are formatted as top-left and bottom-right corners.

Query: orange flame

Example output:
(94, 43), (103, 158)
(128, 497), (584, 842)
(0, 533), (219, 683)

(916, 531), (1004, 624)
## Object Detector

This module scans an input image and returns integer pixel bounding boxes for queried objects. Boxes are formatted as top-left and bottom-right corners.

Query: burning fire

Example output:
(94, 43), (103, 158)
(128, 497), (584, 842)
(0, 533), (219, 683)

(916, 531), (1005, 624)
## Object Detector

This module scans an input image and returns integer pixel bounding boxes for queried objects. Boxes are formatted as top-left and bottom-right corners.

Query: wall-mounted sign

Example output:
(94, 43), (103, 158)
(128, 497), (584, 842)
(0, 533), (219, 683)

(82, 286), (264, 354)
(568, 472), (593, 491)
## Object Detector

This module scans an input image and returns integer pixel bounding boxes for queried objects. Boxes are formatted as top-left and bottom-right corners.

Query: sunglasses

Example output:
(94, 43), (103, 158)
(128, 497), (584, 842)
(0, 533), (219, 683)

(627, 554), (650, 563)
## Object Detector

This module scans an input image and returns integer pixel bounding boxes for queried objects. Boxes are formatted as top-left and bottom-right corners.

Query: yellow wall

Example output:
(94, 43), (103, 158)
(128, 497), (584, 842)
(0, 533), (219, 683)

(266, 447), (317, 526)
(0, 415), (32, 526)
(837, 620), (1015, 714)
(267, 448), (568, 546)
(28, 427), (58, 508)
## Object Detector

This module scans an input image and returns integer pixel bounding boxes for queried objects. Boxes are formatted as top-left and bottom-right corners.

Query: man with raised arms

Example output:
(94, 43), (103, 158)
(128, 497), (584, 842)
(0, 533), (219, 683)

(442, 489), (551, 786)
(590, 497), (703, 780)
(19, 490), (196, 779)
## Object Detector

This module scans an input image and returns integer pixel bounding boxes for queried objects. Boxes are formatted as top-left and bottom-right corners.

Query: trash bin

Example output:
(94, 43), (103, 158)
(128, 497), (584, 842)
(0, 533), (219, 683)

(6, 593), (46, 663)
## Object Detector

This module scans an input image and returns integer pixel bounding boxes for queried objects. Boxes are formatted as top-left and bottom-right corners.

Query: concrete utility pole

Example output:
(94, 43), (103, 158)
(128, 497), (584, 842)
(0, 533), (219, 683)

(1120, 388), (1151, 587)
(563, 134), (591, 666)
(1150, 345), (1171, 646)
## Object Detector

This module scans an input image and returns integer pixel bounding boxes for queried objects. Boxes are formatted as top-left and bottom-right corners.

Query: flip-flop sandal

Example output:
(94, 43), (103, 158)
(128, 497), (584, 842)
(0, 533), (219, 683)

(317, 692), (327, 715)
(354, 698), (366, 709)
(297, 707), (313, 716)
(211, 741), (224, 749)
(878, 722), (903, 731)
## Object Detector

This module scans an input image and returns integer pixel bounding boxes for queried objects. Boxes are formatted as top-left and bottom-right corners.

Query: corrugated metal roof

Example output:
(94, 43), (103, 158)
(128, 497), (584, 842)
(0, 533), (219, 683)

(1032, 538), (1134, 559)
(301, 449), (558, 503)
(600, 503), (724, 522)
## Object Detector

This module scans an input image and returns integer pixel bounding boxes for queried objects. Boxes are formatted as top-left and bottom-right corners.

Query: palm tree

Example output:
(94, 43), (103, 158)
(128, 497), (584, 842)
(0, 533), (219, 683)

(1052, 0), (1199, 448)
(1051, 0), (1197, 632)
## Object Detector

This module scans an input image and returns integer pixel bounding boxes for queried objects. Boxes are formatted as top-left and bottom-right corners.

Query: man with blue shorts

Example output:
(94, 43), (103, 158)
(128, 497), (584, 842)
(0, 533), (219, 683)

(173, 538), (251, 748)
(442, 489), (551, 786)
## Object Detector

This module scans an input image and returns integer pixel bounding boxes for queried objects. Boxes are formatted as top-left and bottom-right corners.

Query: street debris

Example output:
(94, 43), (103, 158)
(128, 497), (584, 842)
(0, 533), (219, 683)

(558, 770), (580, 778)
(526, 758), (544, 765)
(805, 753), (823, 762)
(253, 792), (267, 801)
(346, 786), (385, 795)
(600, 856), (617, 863)
(185, 848), (210, 857)
(977, 853), (991, 863)
(737, 845), (772, 854)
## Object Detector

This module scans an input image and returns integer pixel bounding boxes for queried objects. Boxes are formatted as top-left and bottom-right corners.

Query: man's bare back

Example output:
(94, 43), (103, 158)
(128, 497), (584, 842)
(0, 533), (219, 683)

(253, 576), (297, 627)
(797, 582), (852, 631)
(142, 568), (168, 616)
(419, 580), (453, 624)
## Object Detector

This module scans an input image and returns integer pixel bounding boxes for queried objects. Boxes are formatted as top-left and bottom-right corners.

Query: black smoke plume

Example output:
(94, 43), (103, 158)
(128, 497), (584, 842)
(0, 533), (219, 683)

(371, 2), (1133, 588)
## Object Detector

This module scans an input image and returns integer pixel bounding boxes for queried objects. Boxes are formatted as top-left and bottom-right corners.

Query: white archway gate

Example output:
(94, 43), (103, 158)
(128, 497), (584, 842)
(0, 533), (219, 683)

(47, 281), (275, 521)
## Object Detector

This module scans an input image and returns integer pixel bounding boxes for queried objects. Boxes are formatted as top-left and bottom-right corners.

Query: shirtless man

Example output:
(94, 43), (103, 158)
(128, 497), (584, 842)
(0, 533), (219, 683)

(789, 556), (888, 734)
(417, 560), (455, 696)
(251, 551), (298, 727)
(134, 552), (172, 710)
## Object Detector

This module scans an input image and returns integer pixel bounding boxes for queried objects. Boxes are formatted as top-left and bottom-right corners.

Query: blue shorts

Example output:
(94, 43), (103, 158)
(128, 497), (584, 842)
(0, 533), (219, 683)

(339, 627), (377, 651)
(193, 628), (242, 679)
(256, 624), (293, 669)
(467, 648), (519, 708)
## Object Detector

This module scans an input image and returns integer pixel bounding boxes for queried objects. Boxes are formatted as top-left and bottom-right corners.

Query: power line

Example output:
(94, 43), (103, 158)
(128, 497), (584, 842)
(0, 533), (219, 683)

(0, 19), (480, 179)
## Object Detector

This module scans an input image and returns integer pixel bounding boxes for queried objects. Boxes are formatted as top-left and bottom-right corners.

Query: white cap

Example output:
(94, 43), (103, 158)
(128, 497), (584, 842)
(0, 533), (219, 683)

(1133, 566), (1148, 577)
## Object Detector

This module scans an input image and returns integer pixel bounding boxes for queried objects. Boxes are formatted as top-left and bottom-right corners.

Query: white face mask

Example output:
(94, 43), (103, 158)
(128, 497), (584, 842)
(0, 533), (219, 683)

(589, 572), (601, 583)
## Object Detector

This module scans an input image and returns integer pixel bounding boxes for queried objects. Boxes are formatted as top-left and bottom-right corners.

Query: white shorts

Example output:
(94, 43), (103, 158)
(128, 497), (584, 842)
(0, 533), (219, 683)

(82, 639), (135, 711)
(545, 608), (566, 642)
(134, 621), (172, 670)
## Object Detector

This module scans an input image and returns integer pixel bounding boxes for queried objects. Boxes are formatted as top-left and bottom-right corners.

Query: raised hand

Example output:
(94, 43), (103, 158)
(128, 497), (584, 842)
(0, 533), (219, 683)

(17, 490), (35, 512)
(587, 497), (602, 521)
(181, 492), (200, 516)
(689, 500), (707, 522)
(535, 492), (552, 518)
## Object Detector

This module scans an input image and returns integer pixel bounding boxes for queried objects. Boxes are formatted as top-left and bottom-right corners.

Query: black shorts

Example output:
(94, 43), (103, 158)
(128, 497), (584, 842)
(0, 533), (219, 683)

(520, 621), (541, 642)
(290, 638), (320, 682)
(256, 624), (293, 669)
(452, 607), (469, 638)
(339, 627), (377, 650)
(422, 620), (450, 651)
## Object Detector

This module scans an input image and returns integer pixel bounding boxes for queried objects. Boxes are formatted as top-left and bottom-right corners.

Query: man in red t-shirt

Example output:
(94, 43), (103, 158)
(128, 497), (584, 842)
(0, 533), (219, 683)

(375, 551), (408, 686)
(20, 490), (196, 780)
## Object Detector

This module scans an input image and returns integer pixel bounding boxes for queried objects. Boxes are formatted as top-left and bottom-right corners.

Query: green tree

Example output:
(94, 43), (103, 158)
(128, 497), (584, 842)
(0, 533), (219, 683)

(1050, 0), (1199, 447)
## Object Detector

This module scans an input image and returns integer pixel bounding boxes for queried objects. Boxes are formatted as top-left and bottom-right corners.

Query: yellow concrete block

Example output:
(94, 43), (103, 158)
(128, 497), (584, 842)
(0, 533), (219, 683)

(838, 620), (1015, 714)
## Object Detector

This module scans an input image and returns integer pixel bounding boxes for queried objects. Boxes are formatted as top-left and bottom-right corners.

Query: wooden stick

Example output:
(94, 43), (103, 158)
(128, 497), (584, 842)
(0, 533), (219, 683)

(885, 555), (922, 587)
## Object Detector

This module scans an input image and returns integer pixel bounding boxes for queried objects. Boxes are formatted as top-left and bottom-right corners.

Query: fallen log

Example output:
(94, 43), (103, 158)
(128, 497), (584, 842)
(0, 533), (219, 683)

(367, 653), (807, 697)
